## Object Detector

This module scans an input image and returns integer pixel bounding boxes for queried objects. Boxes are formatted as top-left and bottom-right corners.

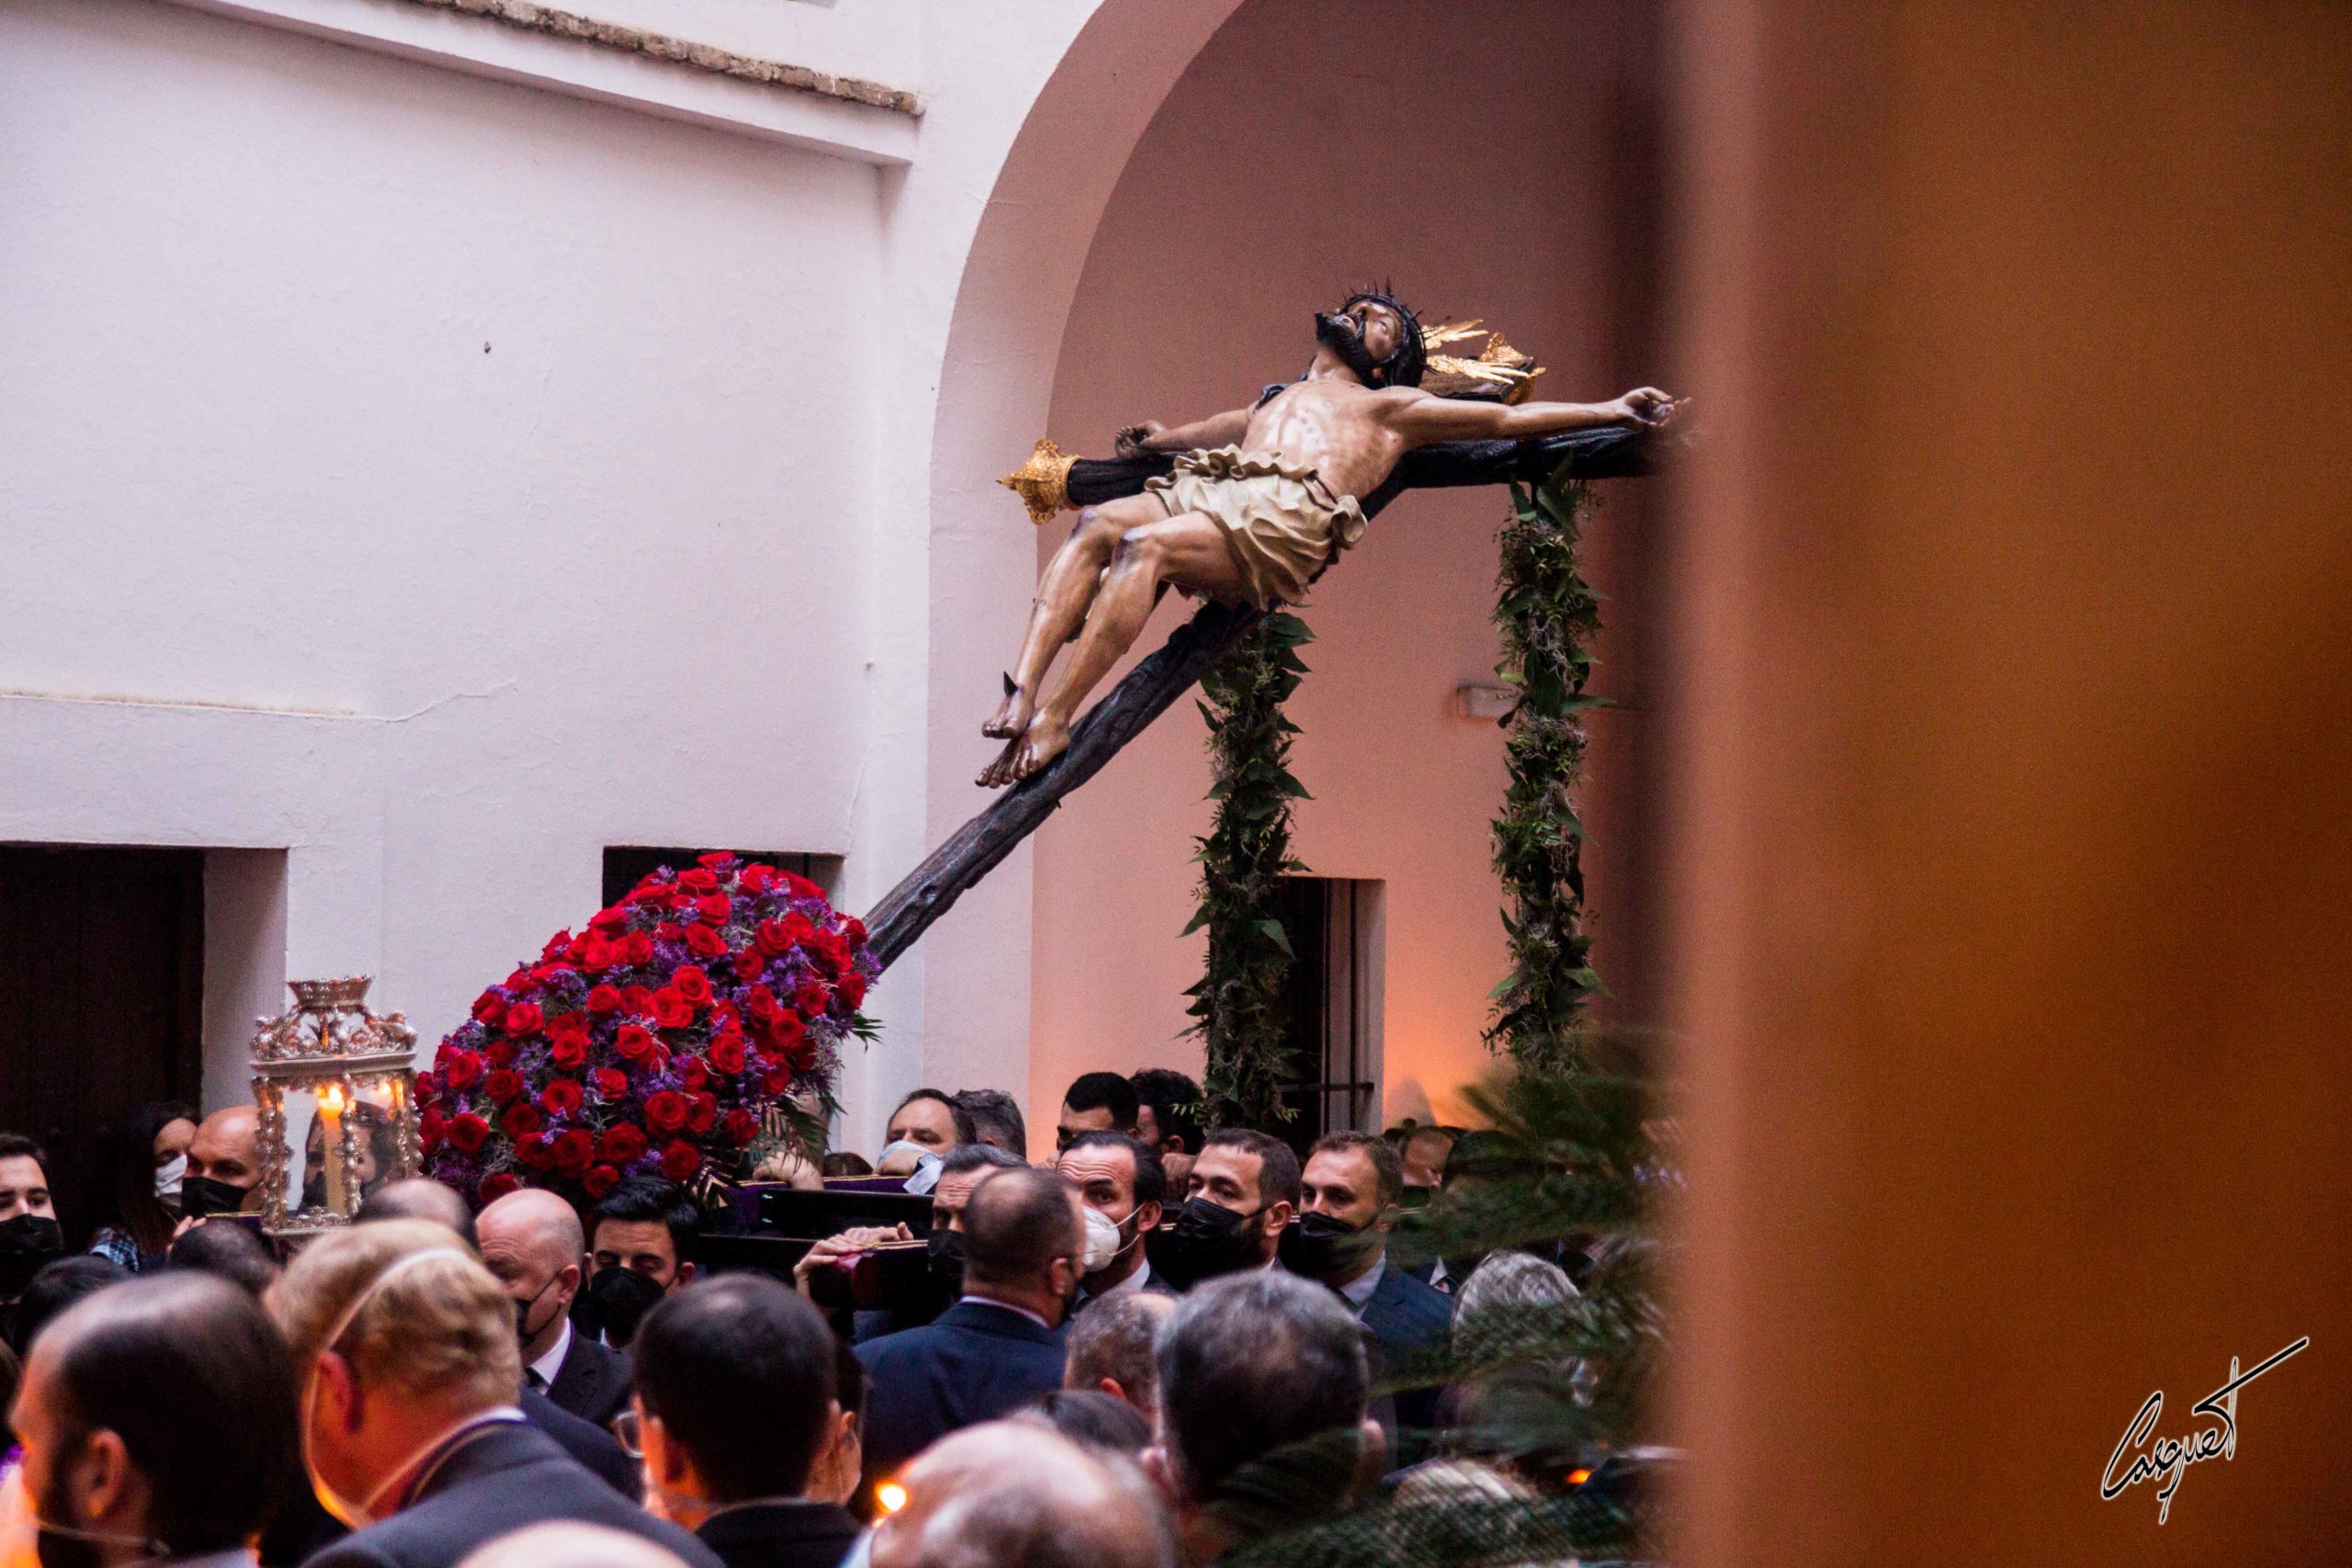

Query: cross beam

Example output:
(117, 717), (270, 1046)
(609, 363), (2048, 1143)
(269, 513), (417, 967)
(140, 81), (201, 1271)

(861, 422), (1679, 968)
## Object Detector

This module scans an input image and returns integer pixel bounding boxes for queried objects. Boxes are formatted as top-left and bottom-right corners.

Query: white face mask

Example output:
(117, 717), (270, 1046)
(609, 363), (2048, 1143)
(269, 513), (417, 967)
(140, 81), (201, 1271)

(303, 1247), (477, 1530)
(153, 1154), (186, 1205)
(1080, 1204), (1140, 1275)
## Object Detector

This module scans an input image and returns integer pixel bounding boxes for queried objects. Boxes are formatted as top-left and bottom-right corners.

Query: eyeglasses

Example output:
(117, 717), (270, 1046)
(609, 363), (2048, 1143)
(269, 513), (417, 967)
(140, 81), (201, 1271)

(611, 1409), (643, 1458)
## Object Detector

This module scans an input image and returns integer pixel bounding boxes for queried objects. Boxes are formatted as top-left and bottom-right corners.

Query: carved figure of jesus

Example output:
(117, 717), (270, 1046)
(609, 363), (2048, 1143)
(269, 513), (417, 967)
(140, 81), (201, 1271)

(978, 292), (1679, 786)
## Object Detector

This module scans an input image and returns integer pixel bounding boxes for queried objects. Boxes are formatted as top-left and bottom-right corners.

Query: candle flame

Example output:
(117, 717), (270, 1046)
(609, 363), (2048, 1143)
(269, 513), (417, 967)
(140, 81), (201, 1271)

(321, 1085), (346, 1112)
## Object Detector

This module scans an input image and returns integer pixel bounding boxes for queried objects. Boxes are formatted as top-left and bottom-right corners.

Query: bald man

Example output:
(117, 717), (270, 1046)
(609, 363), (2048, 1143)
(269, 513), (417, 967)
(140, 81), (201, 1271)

(479, 1187), (633, 1427)
(181, 1105), (265, 1221)
(867, 1421), (1171, 1568)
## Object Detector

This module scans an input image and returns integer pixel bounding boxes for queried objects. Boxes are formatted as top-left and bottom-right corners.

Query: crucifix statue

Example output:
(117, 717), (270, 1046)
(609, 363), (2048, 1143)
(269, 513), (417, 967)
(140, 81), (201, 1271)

(976, 290), (1681, 786)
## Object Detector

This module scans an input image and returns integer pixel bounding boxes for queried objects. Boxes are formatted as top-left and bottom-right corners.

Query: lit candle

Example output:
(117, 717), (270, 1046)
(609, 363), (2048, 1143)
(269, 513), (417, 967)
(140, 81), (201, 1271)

(320, 1084), (348, 1213)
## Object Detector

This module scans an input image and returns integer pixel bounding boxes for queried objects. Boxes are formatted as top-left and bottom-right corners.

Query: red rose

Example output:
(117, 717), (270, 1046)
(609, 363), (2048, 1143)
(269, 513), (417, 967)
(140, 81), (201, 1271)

(484, 1039), (519, 1068)
(440, 1048), (484, 1091)
(597, 1123), (649, 1165)
(485, 1069), (524, 1105)
(709, 1033), (747, 1075)
(839, 973), (868, 1010)
(593, 1067), (628, 1100)
(655, 920), (684, 942)
(516, 1134), (558, 1171)
(684, 924), (728, 959)
(808, 931), (851, 975)
(503, 1002), (545, 1037)
(745, 986), (781, 1023)
(505, 968), (537, 994)
(650, 988), (694, 1029)
(621, 931), (655, 965)
(549, 1033), (586, 1070)
(580, 935), (619, 971)
(551, 1129), (594, 1177)
(621, 986), (654, 1013)
(471, 992), (508, 1026)
(795, 981), (830, 1015)
(688, 1093), (718, 1135)
(582, 1164), (621, 1200)
(762, 1011), (806, 1052)
(589, 905), (631, 932)
(732, 950), (766, 983)
(421, 1110), (447, 1152)
(740, 863), (777, 893)
(679, 867), (719, 892)
(789, 1037), (820, 1073)
(723, 1109), (759, 1147)
(755, 919), (796, 957)
(679, 1057), (710, 1092)
(695, 893), (731, 925)
(448, 1112), (491, 1155)
(661, 1141), (703, 1183)
(673, 965), (713, 1005)
(616, 1024), (657, 1065)
(627, 880), (668, 905)
(480, 1173), (521, 1203)
(503, 1102), (546, 1140)
(586, 985), (623, 1014)
(549, 1010), (589, 1043)
(697, 851), (737, 871)
(645, 1090), (690, 1136)
(414, 1074), (440, 1111)
(541, 1078), (583, 1118)
(843, 917), (867, 946)
(782, 872), (821, 898)
(530, 964), (572, 988)
(761, 1066), (793, 1096)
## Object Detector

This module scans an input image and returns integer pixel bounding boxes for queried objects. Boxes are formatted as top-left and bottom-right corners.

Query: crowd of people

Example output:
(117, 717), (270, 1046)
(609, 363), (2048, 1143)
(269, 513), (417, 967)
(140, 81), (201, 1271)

(0, 1071), (1583, 1568)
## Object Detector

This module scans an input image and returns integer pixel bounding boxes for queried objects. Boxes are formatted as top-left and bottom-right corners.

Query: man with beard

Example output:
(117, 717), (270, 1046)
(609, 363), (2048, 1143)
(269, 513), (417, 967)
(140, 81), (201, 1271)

(1283, 1132), (1451, 1432)
(978, 289), (1679, 784)
(1157, 1131), (1296, 1291)
(1055, 1133), (1172, 1304)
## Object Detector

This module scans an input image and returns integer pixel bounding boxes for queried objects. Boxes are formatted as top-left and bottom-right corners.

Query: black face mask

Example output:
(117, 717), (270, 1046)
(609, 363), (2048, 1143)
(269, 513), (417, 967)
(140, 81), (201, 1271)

(1277, 1211), (1380, 1285)
(179, 1174), (249, 1221)
(582, 1266), (665, 1349)
(925, 1230), (966, 1298)
(0, 1213), (65, 1298)
(1314, 310), (1387, 385)
(1158, 1197), (1267, 1290)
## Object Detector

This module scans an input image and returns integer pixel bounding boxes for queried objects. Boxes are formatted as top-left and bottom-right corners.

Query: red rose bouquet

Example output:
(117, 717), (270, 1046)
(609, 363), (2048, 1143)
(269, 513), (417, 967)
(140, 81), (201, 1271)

(416, 853), (873, 1206)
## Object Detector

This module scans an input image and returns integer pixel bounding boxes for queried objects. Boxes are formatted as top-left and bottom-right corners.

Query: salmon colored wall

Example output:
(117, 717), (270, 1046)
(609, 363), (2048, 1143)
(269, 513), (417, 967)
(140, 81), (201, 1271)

(1029, 0), (1668, 1137)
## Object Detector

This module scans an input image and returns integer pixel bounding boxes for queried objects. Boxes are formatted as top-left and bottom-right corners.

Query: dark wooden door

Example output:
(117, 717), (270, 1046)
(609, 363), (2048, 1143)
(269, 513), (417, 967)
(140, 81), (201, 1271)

(0, 846), (205, 1246)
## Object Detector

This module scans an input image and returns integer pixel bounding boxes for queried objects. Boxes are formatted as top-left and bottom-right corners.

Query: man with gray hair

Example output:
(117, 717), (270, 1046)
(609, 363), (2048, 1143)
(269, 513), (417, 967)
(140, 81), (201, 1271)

(1064, 1290), (1176, 1421)
(276, 1217), (718, 1568)
(1146, 1270), (1380, 1558)
(953, 1089), (1028, 1158)
(478, 1187), (631, 1427)
(867, 1420), (1172, 1568)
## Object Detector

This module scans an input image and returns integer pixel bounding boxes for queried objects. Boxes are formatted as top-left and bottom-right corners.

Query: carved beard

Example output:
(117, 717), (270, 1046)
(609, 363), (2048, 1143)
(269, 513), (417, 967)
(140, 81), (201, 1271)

(1315, 310), (1387, 385)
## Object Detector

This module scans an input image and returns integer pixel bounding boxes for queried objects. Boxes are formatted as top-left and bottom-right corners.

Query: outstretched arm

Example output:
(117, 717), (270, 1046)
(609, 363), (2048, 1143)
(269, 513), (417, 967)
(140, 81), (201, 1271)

(1386, 386), (1680, 446)
(1115, 406), (1254, 457)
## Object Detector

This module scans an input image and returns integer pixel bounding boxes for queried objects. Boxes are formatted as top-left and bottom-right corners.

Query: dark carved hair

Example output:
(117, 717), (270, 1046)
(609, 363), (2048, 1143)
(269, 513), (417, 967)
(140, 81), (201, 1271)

(165, 1220), (279, 1299)
(891, 1088), (978, 1146)
(633, 1274), (838, 1502)
(960, 1167), (1081, 1291)
(1061, 1131), (1165, 1209)
(1307, 1131), (1402, 1210)
(1157, 1270), (1370, 1501)
(44, 1272), (300, 1555)
(955, 1089), (1029, 1156)
(0, 1133), (51, 1170)
(593, 1175), (700, 1265)
(1062, 1072), (1138, 1129)
(1128, 1070), (1204, 1155)
(1201, 1129), (1302, 1210)
(1344, 287), (1426, 389)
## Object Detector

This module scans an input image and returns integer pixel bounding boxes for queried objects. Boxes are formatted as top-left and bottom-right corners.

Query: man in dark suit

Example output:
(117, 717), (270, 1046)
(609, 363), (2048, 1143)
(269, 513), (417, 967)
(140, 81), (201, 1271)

(274, 1218), (718, 1568)
(1283, 1132), (1453, 1432)
(479, 1186), (634, 1427)
(630, 1274), (862, 1568)
(855, 1165), (1083, 1499)
(1056, 1131), (1178, 1305)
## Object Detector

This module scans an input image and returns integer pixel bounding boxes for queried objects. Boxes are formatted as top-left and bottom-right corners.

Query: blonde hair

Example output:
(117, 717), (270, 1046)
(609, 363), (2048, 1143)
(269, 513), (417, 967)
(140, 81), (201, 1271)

(273, 1218), (521, 1411)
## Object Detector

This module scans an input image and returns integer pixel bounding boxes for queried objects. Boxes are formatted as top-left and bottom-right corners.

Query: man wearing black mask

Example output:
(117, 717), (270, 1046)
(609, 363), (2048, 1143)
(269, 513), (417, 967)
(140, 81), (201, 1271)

(0, 1134), (65, 1308)
(1283, 1132), (1451, 1431)
(179, 1108), (266, 1224)
(1158, 1130), (1296, 1290)
(14, 1270), (300, 1568)
(584, 1178), (699, 1350)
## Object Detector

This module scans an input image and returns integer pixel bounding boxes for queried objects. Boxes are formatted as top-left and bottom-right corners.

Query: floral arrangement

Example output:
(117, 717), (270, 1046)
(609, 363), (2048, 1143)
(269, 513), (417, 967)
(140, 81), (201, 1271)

(416, 853), (874, 1207)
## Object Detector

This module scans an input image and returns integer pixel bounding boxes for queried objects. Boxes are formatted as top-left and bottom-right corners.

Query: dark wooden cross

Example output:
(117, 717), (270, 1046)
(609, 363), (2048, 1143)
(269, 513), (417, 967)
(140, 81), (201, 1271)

(860, 423), (1679, 968)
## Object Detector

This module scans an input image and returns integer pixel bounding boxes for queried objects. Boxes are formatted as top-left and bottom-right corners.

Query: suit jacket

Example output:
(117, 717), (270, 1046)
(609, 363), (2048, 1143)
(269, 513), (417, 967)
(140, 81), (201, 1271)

(300, 1418), (720, 1568)
(854, 1301), (1067, 1492)
(1359, 1261), (1453, 1434)
(546, 1330), (635, 1429)
(695, 1500), (862, 1568)
(519, 1389), (638, 1495)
